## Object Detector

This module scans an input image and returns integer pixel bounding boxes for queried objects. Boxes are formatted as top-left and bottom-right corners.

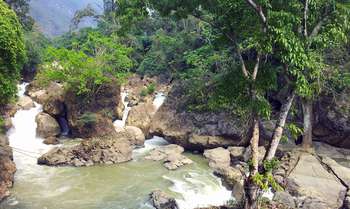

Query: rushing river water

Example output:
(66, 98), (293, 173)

(0, 83), (232, 209)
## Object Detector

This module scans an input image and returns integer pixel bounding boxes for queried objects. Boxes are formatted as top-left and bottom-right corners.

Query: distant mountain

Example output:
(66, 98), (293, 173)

(29, 0), (103, 37)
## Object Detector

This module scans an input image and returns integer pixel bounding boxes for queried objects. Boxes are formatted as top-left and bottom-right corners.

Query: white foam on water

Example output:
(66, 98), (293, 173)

(262, 188), (274, 200)
(163, 173), (233, 209)
(153, 92), (166, 110)
(113, 92), (131, 128)
(7, 84), (55, 173)
(132, 136), (169, 157)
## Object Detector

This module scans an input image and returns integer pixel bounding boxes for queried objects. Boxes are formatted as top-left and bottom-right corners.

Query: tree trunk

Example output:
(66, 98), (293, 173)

(264, 92), (295, 161)
(244, 117), (260, 209)
(302, 99), (313, 149)
(244, 177), (259, 209)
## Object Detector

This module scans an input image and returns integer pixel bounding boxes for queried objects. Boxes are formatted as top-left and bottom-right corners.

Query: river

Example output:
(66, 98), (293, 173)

(0, 83), (232, 209)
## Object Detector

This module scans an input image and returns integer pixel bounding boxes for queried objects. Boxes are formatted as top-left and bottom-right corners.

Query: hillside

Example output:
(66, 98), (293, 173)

(29, 0), (103, 37)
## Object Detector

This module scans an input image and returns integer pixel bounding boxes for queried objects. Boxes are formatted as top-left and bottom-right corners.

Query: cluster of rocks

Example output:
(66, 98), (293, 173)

(145, 144), (193, 170)
(0, 134), (16, 202)
(272, 145), (350, 209)
(37, 133), (133, 167)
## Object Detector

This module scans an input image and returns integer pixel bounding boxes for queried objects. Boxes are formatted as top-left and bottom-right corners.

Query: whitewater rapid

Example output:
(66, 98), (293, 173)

(1, 84), (233, 209)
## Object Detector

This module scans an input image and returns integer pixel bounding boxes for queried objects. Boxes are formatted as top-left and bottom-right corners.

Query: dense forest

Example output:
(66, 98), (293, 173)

(0, 0), (350, 209)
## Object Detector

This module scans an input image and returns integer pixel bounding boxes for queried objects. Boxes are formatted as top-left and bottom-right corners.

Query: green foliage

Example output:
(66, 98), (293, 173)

(36, 29), (133, 96)
(36, 47), (110, 96)
(286, 123), (303, 141)
(0, 116), (4, 133)
(0, 1), (25, 106)
(140, 83), (156, 97)
(23, 28), (49, 77)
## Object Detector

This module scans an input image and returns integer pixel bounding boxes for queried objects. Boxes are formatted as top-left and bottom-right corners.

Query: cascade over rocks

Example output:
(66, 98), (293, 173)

(16, 96), (35, 110)
(27, 81), (123, 139)
(37, 133), (132, 167)
(150, 82), (250, 151)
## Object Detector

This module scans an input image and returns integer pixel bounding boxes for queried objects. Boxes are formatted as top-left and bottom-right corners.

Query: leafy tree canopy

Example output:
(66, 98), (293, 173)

(0, 0), (25, 106)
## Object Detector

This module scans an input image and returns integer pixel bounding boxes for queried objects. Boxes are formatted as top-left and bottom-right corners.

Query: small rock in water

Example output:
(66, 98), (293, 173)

(150, 190), (179, 209)
(145, 144), (192, 170)
(43, 137), (60, 145)
(17, 96), (35, 110)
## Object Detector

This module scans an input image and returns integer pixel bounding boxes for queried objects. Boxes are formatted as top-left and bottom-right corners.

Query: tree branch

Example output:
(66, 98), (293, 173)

(245, 0), (267, 28)
(303, 0), (309, 37)
(252, 54), (260, 80)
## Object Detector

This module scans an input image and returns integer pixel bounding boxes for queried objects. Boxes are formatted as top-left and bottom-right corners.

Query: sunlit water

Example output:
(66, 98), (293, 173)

(0, 84), (232, 209)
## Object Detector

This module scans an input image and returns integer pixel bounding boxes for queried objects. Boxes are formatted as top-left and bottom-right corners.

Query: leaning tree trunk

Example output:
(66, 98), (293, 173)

(301, 99), (313, 150)
(244, 117), (260, 209)
(264, 92), (295, 160)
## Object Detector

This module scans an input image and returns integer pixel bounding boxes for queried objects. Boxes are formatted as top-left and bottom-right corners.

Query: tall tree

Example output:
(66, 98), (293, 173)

(0, 1), (25, 106)
(141, 0), (350, 208)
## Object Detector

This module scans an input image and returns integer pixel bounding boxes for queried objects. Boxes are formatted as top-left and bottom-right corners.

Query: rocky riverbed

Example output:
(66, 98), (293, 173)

(1, 76), (350, 209)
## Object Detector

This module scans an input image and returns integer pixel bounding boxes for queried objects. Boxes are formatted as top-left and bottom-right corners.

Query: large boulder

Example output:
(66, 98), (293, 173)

(64, 81), (121, 138)
(26, 82), (64, 105)
(313, 90), (350, 148)
(126, 102), (156, 135)
(285, 153), (347, 209)
(124, 126), (145, 146)
(150, 190), (179, 209)
(36, 113), (61, 138)
(145, 144), (192, 170)
(38, 134), (132, 167)
(16, 96), (35, 110)
(203, 147), (231, 170)
(150, 83), (250, 151)
(70, 113), (116, 139)
(0, 134), (16, 202)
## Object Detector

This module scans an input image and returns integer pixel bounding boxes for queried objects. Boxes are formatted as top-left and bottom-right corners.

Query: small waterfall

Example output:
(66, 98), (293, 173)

(153, 92), (166, 110)
(3, 84), (233, 209)
(8, 84), (54, 169)
(58, 116), (69, 136)
(114, 92), (131, 128)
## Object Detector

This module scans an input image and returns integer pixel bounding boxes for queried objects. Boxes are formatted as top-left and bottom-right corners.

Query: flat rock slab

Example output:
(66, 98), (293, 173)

(286, 153), (346, 209)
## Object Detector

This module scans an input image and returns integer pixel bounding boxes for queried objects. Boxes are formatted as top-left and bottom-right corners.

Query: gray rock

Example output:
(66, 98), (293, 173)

(36, 112), (61, 138)
(286, 153), (346, 209)
(145, 144), (192, 170)
(203, 147), (231, 170)
(124, 126), (145, 146)
(126, 102), (156, 135)
(273, 191), (296, 208)
(17, 96), (34, 110)
(43, 137), (60, 145)
(38, 134), (132, 167)
(150, 190), (179, 209)
(227, 146), (245, 161)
